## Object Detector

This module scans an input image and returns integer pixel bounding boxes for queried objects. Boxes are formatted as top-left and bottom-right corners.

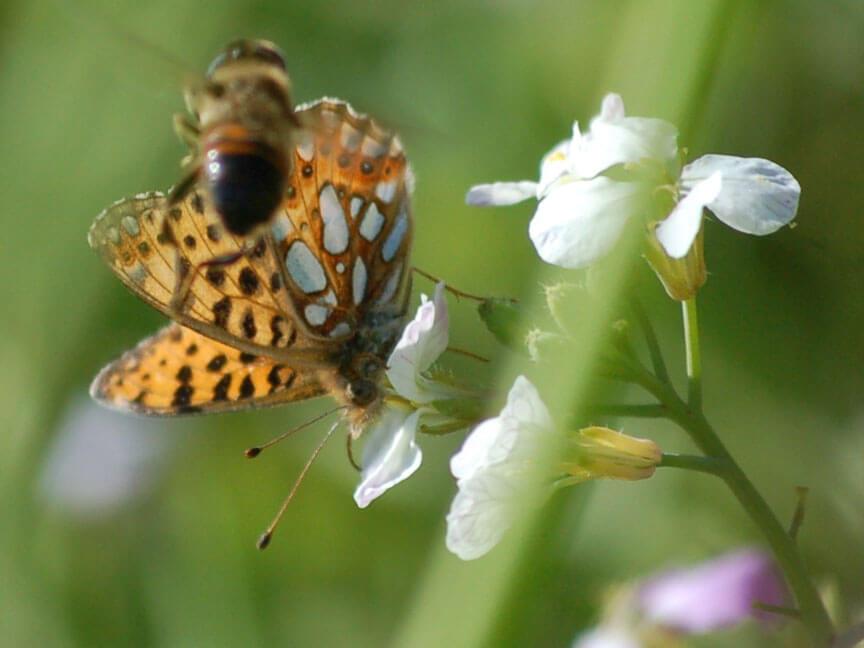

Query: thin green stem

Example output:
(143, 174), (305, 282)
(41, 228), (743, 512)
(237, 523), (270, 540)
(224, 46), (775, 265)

(631, 298), (670, 384)
(682, 298), (702, 410)
(620, 338), (833, 645)
(658, 452), (728, 477)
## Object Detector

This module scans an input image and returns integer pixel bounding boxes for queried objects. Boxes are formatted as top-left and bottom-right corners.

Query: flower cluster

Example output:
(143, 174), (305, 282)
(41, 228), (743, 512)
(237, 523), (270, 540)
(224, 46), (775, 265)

(467, 93), (801, 300)
(353, 285), (660, 562)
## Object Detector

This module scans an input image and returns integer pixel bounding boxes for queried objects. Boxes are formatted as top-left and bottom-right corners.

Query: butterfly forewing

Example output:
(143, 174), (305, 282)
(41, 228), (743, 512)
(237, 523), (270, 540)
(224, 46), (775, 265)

(91, 324), (326, 416)
(89, 191), (312, 360)
(275, 99), (414, 340)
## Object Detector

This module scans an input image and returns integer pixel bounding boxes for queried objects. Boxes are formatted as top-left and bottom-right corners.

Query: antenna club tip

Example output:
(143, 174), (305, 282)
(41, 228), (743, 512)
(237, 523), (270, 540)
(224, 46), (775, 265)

(245, 447), (262, 458)
(256, 531), (272, 550)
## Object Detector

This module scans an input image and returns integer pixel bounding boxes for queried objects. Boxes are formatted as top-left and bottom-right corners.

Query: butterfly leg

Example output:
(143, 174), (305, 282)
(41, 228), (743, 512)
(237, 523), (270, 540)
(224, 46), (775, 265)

(411, 266), (485, 301)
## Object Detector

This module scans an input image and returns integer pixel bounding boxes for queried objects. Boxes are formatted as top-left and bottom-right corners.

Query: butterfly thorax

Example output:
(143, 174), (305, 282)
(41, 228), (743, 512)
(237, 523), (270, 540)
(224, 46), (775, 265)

(323, 303), (408, 428)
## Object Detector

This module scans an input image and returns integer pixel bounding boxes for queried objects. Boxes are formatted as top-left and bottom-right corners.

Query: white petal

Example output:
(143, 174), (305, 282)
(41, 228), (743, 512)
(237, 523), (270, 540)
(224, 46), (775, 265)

(465, 181), (538, 206)
(571, 116), (679, 179)
(681, 155), (800, 235)
(528, 178), (648, 269)
(504, 375), (553, 430)
(445, 471), (520, 560)
(450, 376), (552, 481)
(536, 139), (571, 197)
(386, 282), (449, 403)
(566, 95), (678, 179)
(655, 172), (722, 258)
(599, 92), (626, 121)
(353, 407), (423, 508)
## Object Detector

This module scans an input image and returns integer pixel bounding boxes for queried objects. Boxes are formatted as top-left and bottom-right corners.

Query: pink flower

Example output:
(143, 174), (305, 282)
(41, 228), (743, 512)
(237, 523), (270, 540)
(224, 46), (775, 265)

(637, 549), (788, 633)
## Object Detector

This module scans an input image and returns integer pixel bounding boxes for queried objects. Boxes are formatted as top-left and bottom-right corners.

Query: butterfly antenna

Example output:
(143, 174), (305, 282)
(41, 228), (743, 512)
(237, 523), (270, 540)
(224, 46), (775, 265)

(411, 266), (485, 302)
(245, 405), (346, 458)
(256, 418), (341, 550)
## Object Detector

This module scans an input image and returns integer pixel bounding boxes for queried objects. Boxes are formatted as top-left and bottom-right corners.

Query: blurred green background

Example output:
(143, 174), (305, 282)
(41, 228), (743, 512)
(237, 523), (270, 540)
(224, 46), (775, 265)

(1, 0), (863, 646)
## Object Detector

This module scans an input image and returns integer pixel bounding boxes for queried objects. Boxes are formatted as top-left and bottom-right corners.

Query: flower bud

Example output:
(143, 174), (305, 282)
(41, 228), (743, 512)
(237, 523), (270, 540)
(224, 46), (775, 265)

(477, 298), (528, 353)
(643, 225), (706, 301)
(564, 426), (661, 481)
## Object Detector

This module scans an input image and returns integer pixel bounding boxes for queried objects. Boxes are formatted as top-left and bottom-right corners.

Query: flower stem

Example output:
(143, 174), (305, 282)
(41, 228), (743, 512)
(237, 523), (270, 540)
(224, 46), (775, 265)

(621, 307), (834, 645)
(658, 452), (728, 477)
(682, 297), (702, 410)
(631, 298), (670, 384)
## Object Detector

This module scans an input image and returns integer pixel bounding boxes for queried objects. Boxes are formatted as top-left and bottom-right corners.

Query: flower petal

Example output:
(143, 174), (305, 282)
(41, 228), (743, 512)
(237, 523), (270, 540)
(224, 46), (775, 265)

(445, 470), (520, 560)
(568, 94), (679, 179)
(465, 181), (538, 207)
(354, 407), (423, 508)
(450, 375), (553, 480)
(537, 139), (571, 197)
(386, 282), (449, 403)
(528, 177), (648, 269)
(681, 155), (800, 235)
(655, 172), (722, 258)
(638, 549), (788, 633)
(599, 92), (626, 121)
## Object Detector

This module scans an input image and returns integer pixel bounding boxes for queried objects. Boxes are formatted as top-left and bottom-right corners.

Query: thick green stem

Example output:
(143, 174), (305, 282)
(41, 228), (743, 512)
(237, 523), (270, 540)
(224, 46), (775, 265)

(682, 297), (702, 410)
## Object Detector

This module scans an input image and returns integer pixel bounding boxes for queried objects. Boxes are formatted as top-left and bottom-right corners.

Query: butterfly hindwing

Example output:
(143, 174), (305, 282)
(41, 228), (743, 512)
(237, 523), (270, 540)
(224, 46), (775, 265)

(91, 324), (326, 416)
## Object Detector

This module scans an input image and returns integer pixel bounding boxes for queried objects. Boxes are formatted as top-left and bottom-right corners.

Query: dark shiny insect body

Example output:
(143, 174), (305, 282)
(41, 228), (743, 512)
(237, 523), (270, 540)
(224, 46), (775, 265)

(171, 39), (300, 237)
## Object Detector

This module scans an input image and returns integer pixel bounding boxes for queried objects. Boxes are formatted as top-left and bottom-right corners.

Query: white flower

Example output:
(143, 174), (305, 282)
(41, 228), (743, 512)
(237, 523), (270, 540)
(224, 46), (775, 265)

(385, 282), (453, 403)
(354, 282), (459, 508)
(445, 376), (555, 560)
(353, 405), (424, 508)
(467, 93), (800, 268)
(39, 399), (171, 518)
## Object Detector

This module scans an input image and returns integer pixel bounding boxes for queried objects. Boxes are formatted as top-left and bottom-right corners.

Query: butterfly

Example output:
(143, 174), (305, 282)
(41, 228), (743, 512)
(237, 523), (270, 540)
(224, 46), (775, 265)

(90, 96), (414, 451)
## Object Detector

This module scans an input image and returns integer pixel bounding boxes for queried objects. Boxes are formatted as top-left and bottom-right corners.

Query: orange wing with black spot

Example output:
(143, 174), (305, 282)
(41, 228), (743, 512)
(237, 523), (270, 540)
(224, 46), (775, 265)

(90, 324), (326, 416)
(88, 191), (317, 361)
(270, 98), (414, 339)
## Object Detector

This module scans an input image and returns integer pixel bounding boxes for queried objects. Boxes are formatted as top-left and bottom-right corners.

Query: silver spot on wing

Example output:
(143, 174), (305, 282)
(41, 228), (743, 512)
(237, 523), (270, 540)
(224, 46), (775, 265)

(320, 185), (349, 255)
(286, 241), (327, 294)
